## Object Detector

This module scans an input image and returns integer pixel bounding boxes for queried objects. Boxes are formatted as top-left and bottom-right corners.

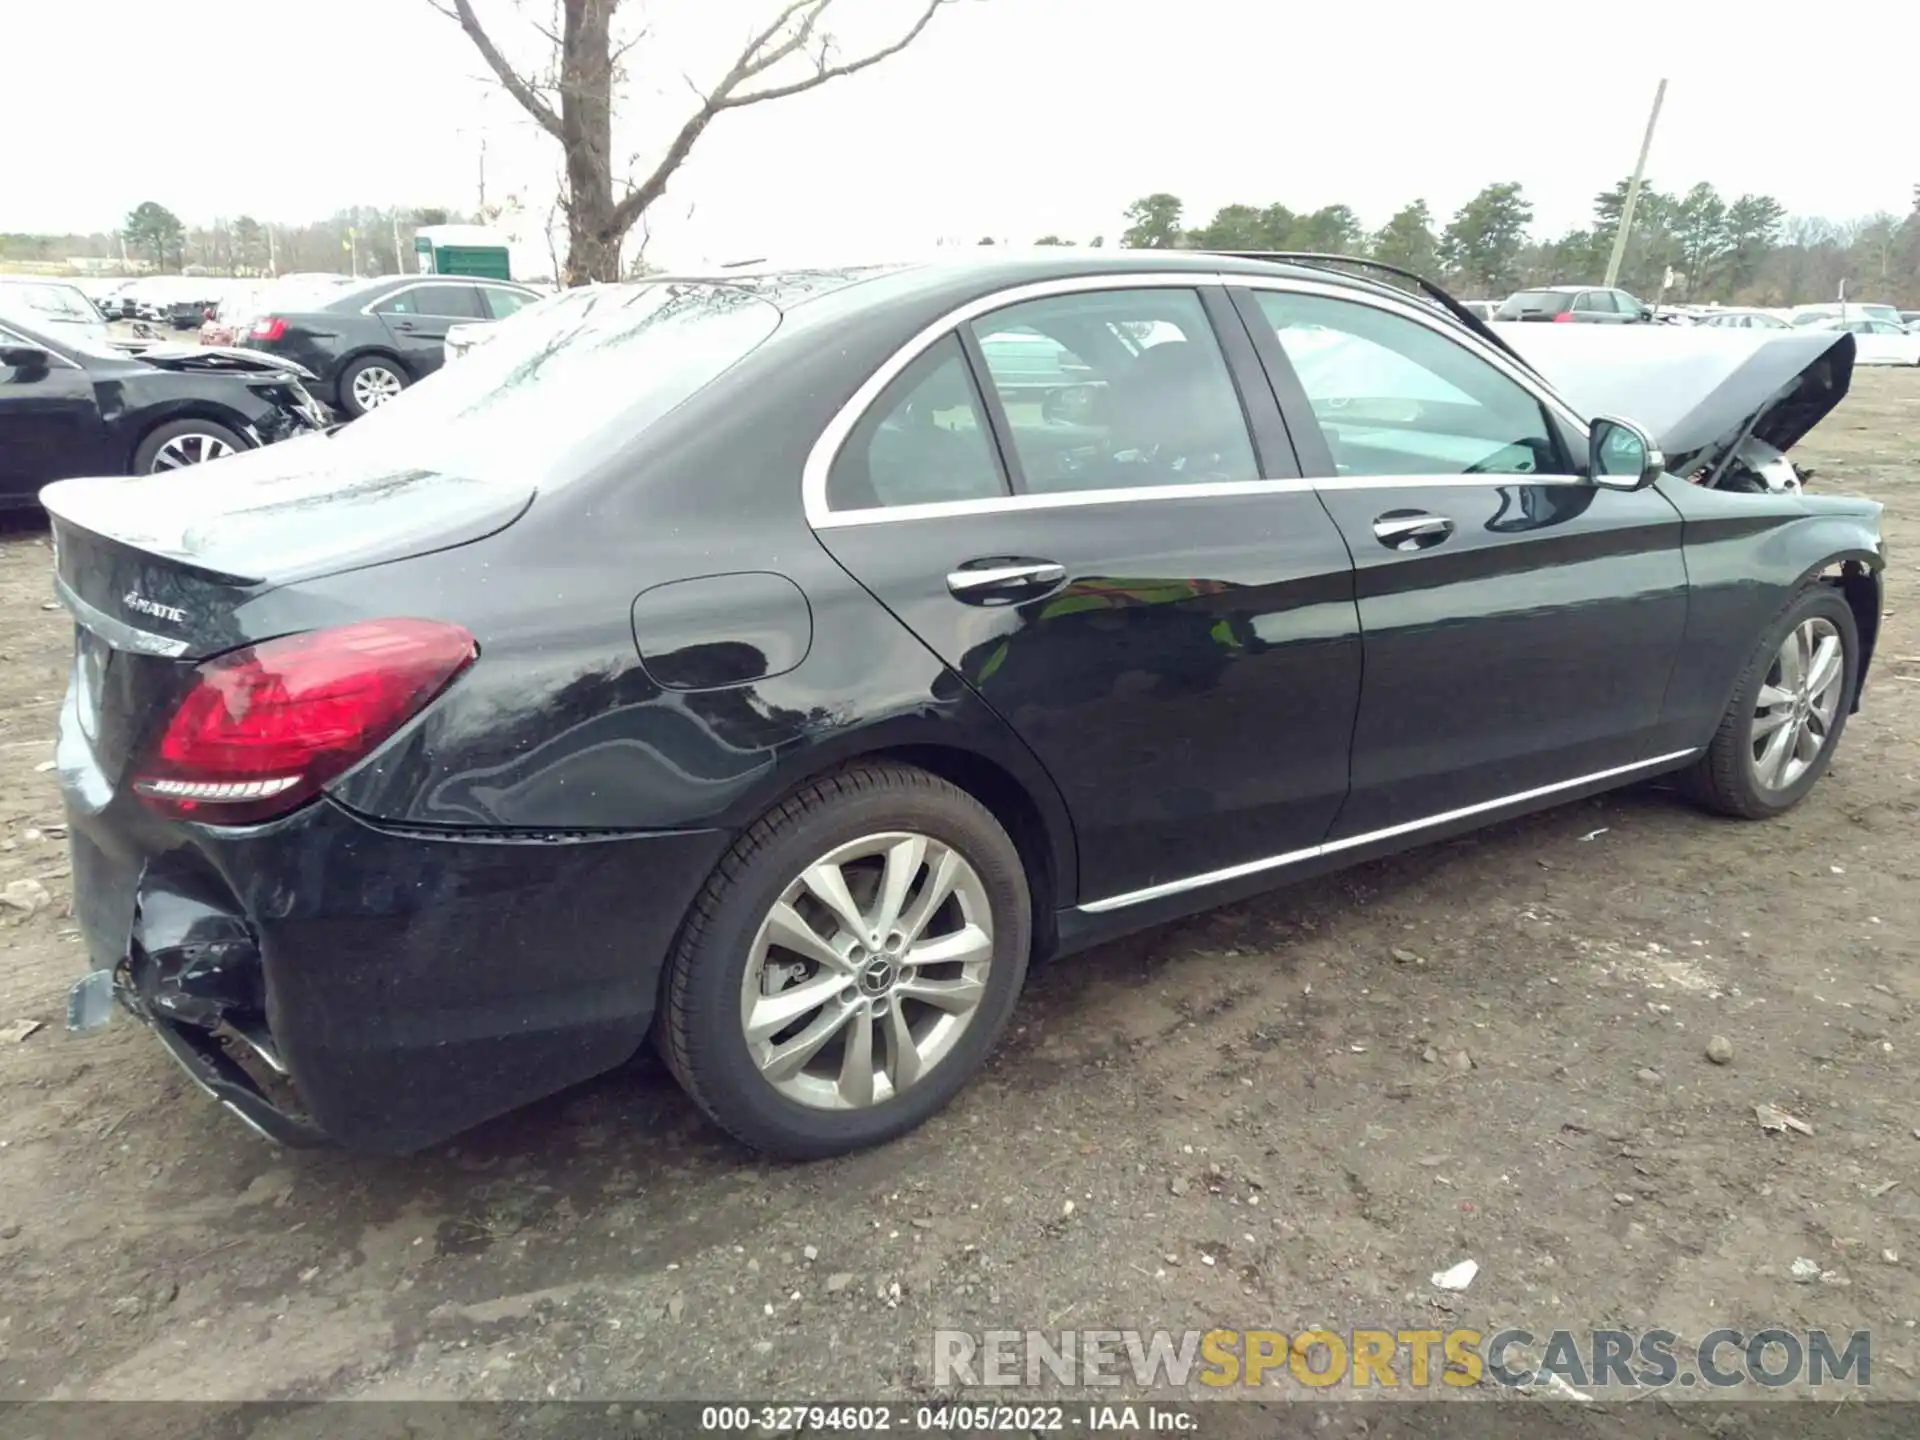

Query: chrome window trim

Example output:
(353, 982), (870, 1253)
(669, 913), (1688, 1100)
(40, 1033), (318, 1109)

(803, 270), (1597, 531)
(1079, 748), (1699, 914)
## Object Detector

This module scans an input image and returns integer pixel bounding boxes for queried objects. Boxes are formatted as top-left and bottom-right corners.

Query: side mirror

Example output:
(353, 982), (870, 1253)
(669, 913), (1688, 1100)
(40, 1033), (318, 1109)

(1589, 416), (1664, 491)
(0, 345), (51, 376)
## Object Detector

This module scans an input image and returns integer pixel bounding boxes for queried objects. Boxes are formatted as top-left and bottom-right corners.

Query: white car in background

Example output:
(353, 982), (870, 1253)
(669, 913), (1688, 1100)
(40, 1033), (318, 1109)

(1809, 314), (1920, 365)
(1696, 308), (1794, 331)
(1790, 301), (1904, 329)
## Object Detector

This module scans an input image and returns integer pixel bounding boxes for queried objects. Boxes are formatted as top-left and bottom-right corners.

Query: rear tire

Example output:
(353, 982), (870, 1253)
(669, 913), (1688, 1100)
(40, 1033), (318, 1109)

(337, 356), (407, 418)
(1679, 584), (1858, 819)
(132, 419), (247, 474)
(661, 763), (1031, 1159)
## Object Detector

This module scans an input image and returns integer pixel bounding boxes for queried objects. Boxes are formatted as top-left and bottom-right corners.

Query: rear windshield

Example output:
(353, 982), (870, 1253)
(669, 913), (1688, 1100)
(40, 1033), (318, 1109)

(1498, 290), (1573, 316)
(323, 281), (783, 486)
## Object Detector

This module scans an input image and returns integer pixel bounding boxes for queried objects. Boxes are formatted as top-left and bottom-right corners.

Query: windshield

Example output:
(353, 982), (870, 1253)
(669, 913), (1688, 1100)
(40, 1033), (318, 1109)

(325, 281), (783, 486)
(0, 280), (101, 325)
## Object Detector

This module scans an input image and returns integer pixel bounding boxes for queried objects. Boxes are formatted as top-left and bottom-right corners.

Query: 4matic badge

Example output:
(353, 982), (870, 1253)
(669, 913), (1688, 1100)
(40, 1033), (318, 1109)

(123, 591), (187, 624)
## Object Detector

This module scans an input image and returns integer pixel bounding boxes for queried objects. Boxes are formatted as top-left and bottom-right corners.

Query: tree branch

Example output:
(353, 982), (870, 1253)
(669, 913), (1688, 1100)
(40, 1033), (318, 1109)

(426, 0), (564, 139)
(607, 0), (946, 236)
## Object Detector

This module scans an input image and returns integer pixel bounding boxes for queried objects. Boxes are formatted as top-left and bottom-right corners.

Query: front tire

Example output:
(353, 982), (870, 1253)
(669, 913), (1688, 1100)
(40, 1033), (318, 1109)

(133, 418), (247, 474)
(337, 356), (407, 418)
(661, 763), (1031, 1159)
(1680, 584), (1858, 819)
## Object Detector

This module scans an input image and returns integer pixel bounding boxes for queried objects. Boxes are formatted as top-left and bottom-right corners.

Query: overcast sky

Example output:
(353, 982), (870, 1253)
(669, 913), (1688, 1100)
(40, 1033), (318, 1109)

(10, 0), (1917, 265)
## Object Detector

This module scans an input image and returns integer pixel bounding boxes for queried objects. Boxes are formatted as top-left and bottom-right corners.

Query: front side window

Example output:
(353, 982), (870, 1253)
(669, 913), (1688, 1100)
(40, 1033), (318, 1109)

(481, 287), (536, 320)
(827, 334), (1007, 511)
(1574, 291), (1612, 313)
(966, 288), (1258, 494)
(1254, 290), (1568, 478)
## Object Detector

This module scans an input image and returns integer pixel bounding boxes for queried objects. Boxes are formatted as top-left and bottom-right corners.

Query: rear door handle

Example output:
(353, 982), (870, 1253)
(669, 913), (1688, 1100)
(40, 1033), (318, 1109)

(1372, 513), (1455, 550)
(945, 560), (1066, 603)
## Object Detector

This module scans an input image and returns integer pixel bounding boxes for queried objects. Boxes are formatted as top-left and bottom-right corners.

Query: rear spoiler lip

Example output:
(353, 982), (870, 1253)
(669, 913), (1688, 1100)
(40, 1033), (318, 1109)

(42, 481), (267, 588)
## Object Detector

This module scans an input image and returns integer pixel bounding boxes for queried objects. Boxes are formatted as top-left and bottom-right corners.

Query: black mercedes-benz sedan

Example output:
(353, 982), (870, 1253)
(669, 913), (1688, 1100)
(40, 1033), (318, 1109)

(1, 316), (328, 505)
(237, 273), (542, 418)
(42, 251), (1881, 1160)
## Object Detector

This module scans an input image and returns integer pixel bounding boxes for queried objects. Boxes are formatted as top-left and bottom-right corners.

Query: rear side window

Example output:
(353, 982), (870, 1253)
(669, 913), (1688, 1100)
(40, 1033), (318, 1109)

(827, 335), (1007, 511)
(967, 288), (1259, 494)
(1255, 290), (1568, 477)
(1497, 290), (1573, 318)
(376, 284), (483, 319)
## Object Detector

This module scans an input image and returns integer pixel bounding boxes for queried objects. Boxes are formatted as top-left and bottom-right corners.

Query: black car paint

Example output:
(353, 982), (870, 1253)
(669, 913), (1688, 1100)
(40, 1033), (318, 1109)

(45, 252), (1885, 1152)
(0, 321), (322, 504)
(239, 276), (538, 408)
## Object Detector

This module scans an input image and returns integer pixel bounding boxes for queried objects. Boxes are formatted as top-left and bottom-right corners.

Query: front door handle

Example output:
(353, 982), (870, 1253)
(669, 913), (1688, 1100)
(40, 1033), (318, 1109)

(945, 560), (1066, 603)
(1372, 512), (1455, 551)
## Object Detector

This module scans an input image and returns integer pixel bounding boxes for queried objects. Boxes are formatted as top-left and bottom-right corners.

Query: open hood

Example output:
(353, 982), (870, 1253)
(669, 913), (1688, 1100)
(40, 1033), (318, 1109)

(1493, 324), (1856, 476)
(130, 343), (318, 383)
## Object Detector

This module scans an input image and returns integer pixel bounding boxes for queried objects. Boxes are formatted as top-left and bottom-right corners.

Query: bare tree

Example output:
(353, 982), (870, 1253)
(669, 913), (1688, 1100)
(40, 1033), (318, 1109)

(428, 0), (952, 284)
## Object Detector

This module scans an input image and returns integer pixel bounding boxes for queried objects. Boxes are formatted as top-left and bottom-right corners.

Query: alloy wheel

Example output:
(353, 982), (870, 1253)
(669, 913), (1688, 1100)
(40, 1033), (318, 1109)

(149, 432), (235, 471)
(351, 365), (404, 410)
(1748, 616), (1844, 792)
(739, 831), (994, 1111)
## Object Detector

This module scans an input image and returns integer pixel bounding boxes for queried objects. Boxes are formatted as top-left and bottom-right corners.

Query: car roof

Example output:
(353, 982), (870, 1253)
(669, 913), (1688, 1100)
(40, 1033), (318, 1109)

(625, 247), (1475, 320)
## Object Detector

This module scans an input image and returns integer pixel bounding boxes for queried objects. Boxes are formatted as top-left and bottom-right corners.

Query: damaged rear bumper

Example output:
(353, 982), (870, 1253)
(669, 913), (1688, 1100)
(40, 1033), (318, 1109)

(61, 786), (729, 1154)
(71, 965), (328, 1148)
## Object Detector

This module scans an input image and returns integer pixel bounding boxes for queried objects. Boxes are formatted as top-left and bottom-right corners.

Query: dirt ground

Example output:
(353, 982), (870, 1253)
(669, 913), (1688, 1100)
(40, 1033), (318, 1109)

(0, 371), (1915, 1419)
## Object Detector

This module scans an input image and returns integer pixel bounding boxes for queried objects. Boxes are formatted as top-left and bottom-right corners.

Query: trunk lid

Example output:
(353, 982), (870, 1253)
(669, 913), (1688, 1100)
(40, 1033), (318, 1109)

(44, 438), (531, 784)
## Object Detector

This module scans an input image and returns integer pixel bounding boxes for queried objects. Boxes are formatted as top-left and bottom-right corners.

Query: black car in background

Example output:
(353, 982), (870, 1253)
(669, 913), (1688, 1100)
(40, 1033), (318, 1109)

(1497, 285), (1654, 323)
(0, 316), (326, 503)
(239, 274), (541, 417)
(43, 252), (1879, 1161)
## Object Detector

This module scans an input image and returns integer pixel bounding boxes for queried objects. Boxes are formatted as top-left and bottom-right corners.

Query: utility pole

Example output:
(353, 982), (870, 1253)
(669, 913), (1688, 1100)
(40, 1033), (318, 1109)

(1604, 78), (1667, 289)
(478, 133), (488, 214)
(393, 214), (406, 274)
(267, 225), (278, 277)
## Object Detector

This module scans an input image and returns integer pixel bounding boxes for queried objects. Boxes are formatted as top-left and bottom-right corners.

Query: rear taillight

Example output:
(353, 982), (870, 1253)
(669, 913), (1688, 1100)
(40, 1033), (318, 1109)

(250, 316), (288, 341)
(134, 619), (477, 825)
(1550, 310), (1575, 323)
